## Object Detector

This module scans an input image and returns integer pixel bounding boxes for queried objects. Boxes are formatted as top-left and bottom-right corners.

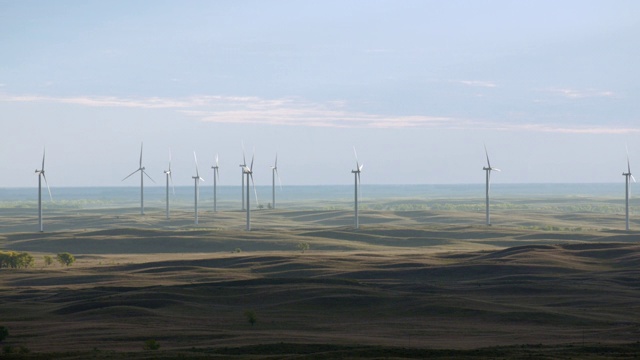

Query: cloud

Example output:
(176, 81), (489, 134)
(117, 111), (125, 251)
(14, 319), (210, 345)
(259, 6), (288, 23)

(181, 98), (456, 128)
(0, 93), (461, 128)
(1, 93), (638, 134)
(456, 80), (498, 88)
(500, 123), (640, 135)
(546, 87), (615, 99)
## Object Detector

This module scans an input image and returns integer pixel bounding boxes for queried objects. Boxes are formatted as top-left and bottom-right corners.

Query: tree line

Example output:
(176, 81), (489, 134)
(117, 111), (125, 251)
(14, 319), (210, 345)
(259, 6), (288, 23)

(0, 251), (75, 268)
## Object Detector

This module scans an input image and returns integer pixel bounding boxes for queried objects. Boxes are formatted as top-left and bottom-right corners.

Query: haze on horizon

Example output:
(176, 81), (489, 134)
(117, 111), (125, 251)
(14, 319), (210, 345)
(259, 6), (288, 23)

(1, 1), (639, 188)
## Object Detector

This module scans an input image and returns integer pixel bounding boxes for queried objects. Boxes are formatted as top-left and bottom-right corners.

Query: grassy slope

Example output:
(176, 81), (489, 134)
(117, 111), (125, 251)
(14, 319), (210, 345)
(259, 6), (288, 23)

(1, 205), (640, 358)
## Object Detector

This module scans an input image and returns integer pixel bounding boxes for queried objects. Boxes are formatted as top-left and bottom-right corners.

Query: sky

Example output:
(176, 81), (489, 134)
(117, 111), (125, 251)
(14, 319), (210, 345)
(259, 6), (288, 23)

(1, 0), (639, 187)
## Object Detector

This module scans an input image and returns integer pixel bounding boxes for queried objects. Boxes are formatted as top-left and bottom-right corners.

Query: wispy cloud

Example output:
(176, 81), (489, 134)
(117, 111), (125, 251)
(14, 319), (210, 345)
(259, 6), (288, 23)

(456, 80), (498, 88)
(181, 98), (457, 128)
(0, 93), (461, 128)
(546, 87), (615, 99)
(1, 93), (638, 134)
(499, 123), (640, 135)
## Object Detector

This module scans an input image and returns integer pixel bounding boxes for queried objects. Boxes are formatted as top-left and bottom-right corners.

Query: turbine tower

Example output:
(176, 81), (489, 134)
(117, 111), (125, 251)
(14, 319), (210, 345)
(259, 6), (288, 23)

(122, 142), (154, 215)
(271, 154), (282, 209)
(163, 148), (175, 220)
(351, 147), (363, 229)
(211, 154), (220, 212)
(192, 152), (204, 225)
(482, 145), (500, 226)
(35, 148), (52, 232)
(242, 150), (258, 231)
(623, 147), (636, 231)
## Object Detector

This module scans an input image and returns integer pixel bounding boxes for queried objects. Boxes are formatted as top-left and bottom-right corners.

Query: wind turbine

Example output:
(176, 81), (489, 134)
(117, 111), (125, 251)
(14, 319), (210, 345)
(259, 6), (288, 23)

(122, 142), (154, 215)
(163, 148), (175, 220)
(240, 143), (247, 211)
(351, 147), (363, 229)
(211, 154), (220, 212)
(242, 149), (258, 231)
(623, 147), (636, 231)
(192, 152), (205, 225)
(271, 154), (282, 209)
(35, 148), (52, 232)
(482, 145), (500, 226)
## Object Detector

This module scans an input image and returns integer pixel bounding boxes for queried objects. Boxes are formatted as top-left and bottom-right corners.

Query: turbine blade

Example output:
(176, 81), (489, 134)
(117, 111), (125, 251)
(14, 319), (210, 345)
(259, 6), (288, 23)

(632, 174), (637, 183)
(194, 151), (200, 177)
(353, 146), (359, 169)
(276, 168), (283, 190)
(169, 173), (175, 195)
(493, 168), (501, 172)
(484, 144), (491, 168)
(250, 173), (258, 205)
(359, 164), (364, 172)
(275, 153), (278, 168)
(139, 142), (143, 167)
(242, 141), (246, 166)
(216, 153), (219, 167)
(250, 149), (255, 172)
(122, 168), (140, 181)
(42, 147), (46, 171)
(42, 173), (52, 201)
(143, 170), (155, 183)
(168, 147), (172, 171)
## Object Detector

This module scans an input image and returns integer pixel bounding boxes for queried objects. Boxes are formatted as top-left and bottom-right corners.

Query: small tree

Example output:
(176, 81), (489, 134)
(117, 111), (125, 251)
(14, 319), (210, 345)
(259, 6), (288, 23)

(0, 326), (8, 343)
(0, 252), (34, 269)
(43, 255), (53, 267)
(297, 242), (310, 253)
(244, 310), (257, 326)
(143, 339), (160, 350)
(14, 252), (34, 268)
(56, 253), (75, 267)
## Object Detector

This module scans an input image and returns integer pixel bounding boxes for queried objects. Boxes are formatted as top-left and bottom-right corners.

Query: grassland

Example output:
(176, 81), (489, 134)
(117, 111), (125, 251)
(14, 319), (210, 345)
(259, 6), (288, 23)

(1, 196), (640, 358)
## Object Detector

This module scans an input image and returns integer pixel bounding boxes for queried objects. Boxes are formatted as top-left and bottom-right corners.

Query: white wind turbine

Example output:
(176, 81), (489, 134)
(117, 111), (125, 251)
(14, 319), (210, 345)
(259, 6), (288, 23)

(242, 149), (258, 231)
(122, 142), (154, 215)
(482, 145), (500, 226)
(211, 154), (220, 212)
(271, 154), (282, 209)
(239, 143), (247, 211)
(351, 147), (363, 229)
(623, 147), (636, 231)
(163, 148), (175, 220)
(192, 152), (205, 225)
(35, 148), (52, 232)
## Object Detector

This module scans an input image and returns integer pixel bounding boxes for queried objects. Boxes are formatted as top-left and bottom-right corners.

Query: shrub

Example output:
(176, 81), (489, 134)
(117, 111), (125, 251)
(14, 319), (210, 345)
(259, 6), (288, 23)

(43, 255), (53, 267)
(0, 326), (8, 342)
(56, 253), (75, 267)
(143, 339), (160, 350)
(297, 242), (310, 253)
(244, 310), (257, 326)
(0, 251), (34, 269)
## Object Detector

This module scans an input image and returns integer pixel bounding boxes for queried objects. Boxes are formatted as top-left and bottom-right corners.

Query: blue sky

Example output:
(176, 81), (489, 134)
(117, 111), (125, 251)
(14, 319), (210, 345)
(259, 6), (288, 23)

(1, 1), (639, 187)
